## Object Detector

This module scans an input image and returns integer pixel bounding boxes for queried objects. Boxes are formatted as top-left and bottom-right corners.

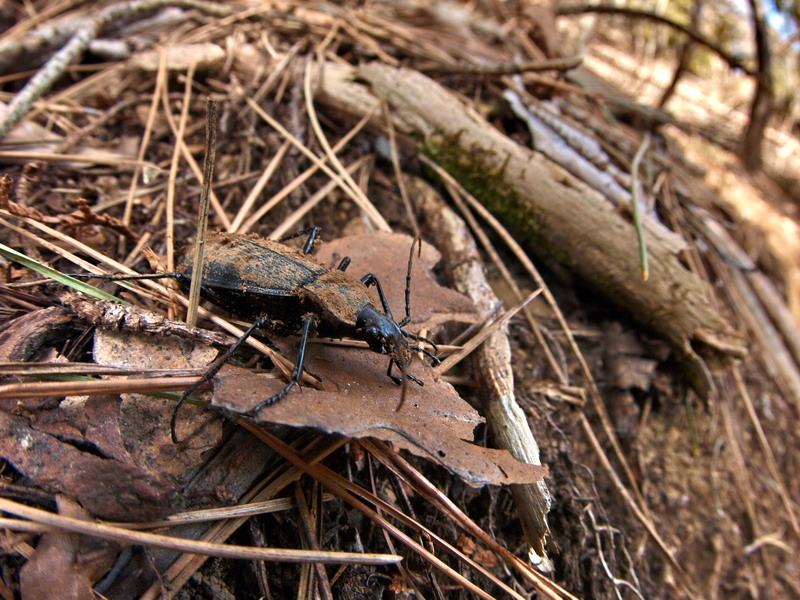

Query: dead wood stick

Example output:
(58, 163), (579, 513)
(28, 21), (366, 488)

(416, 55), (582, 75)
(0, 0), (233, 139)
(317, 61), (747, 400)
(414, 177), (552, 563)
(60, 292), (235, 347)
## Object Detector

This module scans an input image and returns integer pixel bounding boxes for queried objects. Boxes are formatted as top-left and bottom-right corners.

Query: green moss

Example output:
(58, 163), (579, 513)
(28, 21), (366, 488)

(422, 134), (571, 266)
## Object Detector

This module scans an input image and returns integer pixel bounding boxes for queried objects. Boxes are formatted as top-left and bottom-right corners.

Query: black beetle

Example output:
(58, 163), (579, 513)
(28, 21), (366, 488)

(79, 228), (438, 442)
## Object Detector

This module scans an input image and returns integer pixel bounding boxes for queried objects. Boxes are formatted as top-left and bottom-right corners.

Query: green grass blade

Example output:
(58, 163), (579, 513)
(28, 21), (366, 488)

(0, 242), (127, 304)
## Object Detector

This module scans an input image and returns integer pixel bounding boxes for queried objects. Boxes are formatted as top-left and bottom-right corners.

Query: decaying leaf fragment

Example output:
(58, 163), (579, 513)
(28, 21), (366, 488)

(20, 496), (118, 600)
(213, 233), (547, 486)
(0, 407), (181, 521)
(215, 350), (544, 486)
(0, 326), (224, 521)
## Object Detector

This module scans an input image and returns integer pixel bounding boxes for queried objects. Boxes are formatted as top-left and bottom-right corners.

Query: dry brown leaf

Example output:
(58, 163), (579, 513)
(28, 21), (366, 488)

(92, 330), (223, 477)
(20, 496), (118, 600)
(388, 573), (411, 595)
(0, 306), (73, 366)
(472, 547), (499, 569)
(0, 408), (180, 520)
(457, 533), (477, 555)
(213, 233), (546, 486)
(0, 328), (225, 520)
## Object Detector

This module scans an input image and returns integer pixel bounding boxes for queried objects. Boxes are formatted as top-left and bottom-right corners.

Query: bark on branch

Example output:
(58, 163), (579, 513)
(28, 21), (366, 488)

(556, 4), (756, 77)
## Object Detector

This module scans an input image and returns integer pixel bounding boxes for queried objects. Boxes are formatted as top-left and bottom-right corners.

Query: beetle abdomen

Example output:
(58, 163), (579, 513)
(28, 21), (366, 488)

(180, 232), (325, 325)
(193, 233), (326, 293)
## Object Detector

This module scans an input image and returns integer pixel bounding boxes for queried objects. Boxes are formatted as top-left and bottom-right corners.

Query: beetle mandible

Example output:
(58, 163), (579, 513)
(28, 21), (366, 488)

(152, 228), (438, 442)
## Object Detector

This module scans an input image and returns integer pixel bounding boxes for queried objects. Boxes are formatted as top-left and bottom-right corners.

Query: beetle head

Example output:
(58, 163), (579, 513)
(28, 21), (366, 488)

(356, 304), (411, 367)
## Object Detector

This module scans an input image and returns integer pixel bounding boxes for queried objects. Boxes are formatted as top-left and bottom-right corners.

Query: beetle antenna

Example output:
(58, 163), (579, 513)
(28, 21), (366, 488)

(67, 272), (186, 282)
(399, 237), (420, 328)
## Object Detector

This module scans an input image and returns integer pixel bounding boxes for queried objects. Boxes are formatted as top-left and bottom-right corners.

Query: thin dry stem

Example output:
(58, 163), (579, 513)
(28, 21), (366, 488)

(0, 498), (399, 565)
(435, 288), (543, 376)
(245, 96), (390, 232)
(165, 60), (197, 281)
(731, 366), (800, 536)
(0, 376), (201, 400)
(240, 99), (379, 233)
(0, 211), (298, 381)
(361, 440), (576, 600)
(302, 59), (390, 232)
(121, 46), (166, 251)
(228, 140), (290, 233)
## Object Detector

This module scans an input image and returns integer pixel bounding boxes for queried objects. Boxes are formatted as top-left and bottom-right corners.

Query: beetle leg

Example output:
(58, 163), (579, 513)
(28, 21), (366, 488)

(278, 226), (322, 254)
(336, 256), (351, 271)
(401, 330), (439, 352)
(387, 359), (402, 385)
(249, 315), (315, 415)
(409, 345), (442, 366)
(301, 227), (321, 254)
(171, 316), (269, 443)
(399, 330), (440, 365)
(360, 273), (394, 320)
(386, 359), (424, 386)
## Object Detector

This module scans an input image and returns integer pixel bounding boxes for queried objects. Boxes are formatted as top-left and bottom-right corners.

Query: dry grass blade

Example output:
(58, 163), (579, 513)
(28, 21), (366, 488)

(0, 150), (151, 168)
(157, 495), (333, 527)
(0, 241), (121, 303)
(2, 2), (797, 597)
(294, 484), (334, 600)
(269, 155), (372, 240)
(0, 498), (399, 565)
(186, 98), (217, 328)
(438, 165), (649, 495)
(303, 57), (389, 232)
(417, 158), (566, 381)
(245, 96), (391, 232)
(159, 64), (231, 232)
(362, 440), (578, 600)
(228, 140), (290, 233)
(435, 288), (543, 376)
(165, 60), (197, 277)
(120, 45), (166, 248)
(731, 366), (800, 536)
(240, 99), (379, 234)
(419, 154), (690, 589)
(0, 211), (299, 381)
(0, 362), (199, 376)
(579, 413), (691, 591)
